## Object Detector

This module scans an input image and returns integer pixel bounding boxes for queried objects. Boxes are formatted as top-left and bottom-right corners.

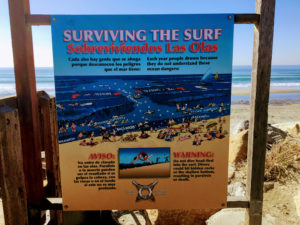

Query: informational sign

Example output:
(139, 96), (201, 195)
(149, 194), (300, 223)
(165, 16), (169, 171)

(51, 14), (234, 210)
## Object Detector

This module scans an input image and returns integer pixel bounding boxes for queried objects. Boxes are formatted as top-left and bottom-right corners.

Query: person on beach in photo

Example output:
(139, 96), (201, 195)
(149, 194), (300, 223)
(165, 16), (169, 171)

(177, 134), (191, 141)
(138, 122), (144, 129)
(111, 129), (117, 142)
(193, 134), (203, 145)
(56, 104), (64, 110)
(210, 129), (217, 139)
(157, 130), (166, 139)
(205, 128), (213, 140)
(176, 103), (181, 112)
(197, 125), (204, 133)
(219, 104), (223, 113)
(219, 124), (223, 134)
(171, 129), (178, 137)
(201, 120), (205, 127)
(143, 121), (150, 130)
(100, 125), (106, 133)
(218, 117), (222, 124)
(168, 118), (175, 126)
(144, 108), (155, 115)
(91, 138), (98, 145)
(186, 119), (191, 129)
(165, 131), (174, 142)
(156, 157), (160, 164)
(223, 117), (226, 124)
(87, 138), (98, 146)
(178, 125), (183, 133)
(78, 132), (84, 139)
(79, 139), (87, 146)
(59, 126), (64, 134)
(88, 120), (94, 127)
(89, 131), (95, 138)
(131, 152), (153, 164)
(140, 130), (149, 139)
(64, 126), (68, 134)
(121, 133), (138, 142)
(181, 103), (188, 111)
(213, 125), (218, 133)
(134, 94), (141, 99)
(189, 127), (196, 134)
(216, 131), (225, 139)
(102, 131), (112, 142)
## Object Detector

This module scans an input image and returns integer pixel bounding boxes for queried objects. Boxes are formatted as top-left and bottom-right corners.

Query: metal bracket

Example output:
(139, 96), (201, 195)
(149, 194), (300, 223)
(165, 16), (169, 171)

(132, 180), (158, 201)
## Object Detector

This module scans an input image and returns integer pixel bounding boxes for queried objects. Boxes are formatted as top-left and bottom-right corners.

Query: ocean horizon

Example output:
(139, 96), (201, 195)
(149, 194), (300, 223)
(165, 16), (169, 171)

(1, 65), (300, 102)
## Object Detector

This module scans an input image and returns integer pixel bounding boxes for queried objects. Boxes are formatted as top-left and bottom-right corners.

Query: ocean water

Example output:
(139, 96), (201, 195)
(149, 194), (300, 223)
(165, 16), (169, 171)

(0, 67), (54, 97)
(1, 65), (300, 99)
(232, 65), (300, 89)
(231, 65), (300, 102)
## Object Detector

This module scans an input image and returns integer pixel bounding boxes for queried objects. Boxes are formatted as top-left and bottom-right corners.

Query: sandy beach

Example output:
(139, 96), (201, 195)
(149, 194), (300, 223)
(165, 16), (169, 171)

(73, 116), (230, 148)
(232, 88), (300, 96)
(119, 162), (170, 178)
(230, 103), (300, 132)
(230, 87), (300, 133)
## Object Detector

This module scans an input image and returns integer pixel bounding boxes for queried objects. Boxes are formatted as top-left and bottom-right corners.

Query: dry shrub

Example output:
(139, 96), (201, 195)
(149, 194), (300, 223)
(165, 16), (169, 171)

(265, 138), (300, 182)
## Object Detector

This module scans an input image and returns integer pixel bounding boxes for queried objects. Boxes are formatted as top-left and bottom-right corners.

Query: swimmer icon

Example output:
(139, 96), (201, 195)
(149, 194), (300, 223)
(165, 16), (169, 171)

(132, 180), (158, 201)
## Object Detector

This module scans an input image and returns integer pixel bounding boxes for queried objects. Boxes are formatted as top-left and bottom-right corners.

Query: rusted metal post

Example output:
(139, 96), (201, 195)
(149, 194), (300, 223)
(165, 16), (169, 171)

(0, 104), (29, 225)
(8, 0), (44, 223)
(247, 0), (275, 225)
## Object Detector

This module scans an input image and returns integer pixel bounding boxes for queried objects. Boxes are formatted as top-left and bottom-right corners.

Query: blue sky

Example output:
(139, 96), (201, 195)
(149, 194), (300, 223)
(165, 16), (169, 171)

(119, 148), (170, 165)
(1, 0), (300, 67)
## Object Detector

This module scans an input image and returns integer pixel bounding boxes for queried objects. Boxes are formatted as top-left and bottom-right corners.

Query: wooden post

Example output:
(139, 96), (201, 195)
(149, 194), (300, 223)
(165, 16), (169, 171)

(8, 0), (45, 223)
(0, 96), (17, 109)
(0, 105), (29, 225)
(38, 92), (63, 224)
(247, 0), (275, 225)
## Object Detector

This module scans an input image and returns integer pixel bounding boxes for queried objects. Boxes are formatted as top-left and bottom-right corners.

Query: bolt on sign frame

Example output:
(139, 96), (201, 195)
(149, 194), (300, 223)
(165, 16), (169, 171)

(1, 0), (275, 224)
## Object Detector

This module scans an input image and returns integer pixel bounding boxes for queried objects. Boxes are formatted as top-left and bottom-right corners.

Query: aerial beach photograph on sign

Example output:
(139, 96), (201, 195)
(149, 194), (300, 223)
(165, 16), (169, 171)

(119, 147), (171, 178)
(55, 72), (231, 145)
(1, 0), (300, 224)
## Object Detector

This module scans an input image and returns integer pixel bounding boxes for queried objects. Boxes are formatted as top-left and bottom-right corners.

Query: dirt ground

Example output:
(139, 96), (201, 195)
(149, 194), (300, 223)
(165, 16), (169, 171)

(263, 176), (300, 225)
(231, 160), (300, 225)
